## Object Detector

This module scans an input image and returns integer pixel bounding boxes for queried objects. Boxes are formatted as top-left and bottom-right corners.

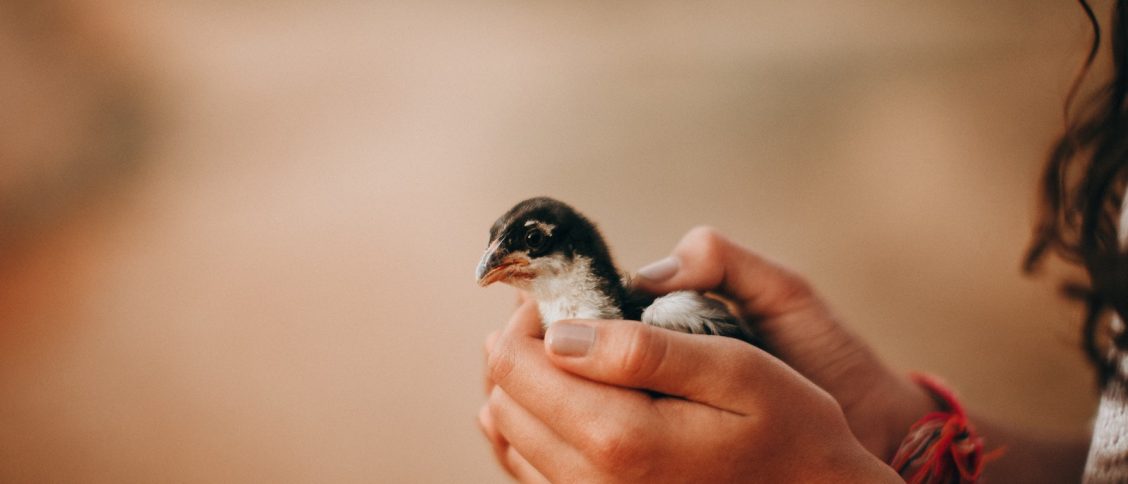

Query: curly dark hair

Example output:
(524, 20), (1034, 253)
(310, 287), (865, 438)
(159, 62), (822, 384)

(1026, 0), (1128, 386)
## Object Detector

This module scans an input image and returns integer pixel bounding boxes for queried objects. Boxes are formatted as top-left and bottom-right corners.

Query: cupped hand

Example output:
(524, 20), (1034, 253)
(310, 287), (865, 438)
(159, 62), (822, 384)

(478, 295), (900, 483)
(629, 226), (936, 460)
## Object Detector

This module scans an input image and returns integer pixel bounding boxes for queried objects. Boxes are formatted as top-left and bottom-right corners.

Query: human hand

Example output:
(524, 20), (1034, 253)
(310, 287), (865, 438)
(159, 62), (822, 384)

(630, 227), (936, 461)
(478, 295), (901, 483)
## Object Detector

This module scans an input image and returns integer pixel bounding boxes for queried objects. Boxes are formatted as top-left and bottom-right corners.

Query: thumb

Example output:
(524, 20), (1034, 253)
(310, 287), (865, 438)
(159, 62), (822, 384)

(628, 227), (885, 412)
(632, 226), (818, 320)
(543, 319), (784, 413)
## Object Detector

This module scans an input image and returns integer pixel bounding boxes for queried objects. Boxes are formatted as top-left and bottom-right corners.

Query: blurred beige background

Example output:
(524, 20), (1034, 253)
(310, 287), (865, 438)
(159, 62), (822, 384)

(0, 1), (1105, 482)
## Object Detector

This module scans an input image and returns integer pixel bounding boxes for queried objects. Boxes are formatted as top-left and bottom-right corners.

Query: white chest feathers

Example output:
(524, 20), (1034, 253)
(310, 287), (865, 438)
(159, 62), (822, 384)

(528, 254), (621, 327)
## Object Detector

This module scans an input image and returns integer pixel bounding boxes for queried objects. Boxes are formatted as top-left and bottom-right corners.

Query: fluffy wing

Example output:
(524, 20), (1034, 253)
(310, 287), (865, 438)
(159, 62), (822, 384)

(640, 291), (750, 341)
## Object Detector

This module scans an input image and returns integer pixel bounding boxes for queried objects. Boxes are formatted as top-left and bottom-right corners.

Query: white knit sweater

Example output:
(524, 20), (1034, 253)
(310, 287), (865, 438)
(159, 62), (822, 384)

(1082, 201), (1128, 483)
(1085, 373), (1128, 482)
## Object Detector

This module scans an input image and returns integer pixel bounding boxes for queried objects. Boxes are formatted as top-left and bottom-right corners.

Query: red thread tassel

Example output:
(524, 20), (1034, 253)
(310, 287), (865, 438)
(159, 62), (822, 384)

(889, 374), (1002, 484)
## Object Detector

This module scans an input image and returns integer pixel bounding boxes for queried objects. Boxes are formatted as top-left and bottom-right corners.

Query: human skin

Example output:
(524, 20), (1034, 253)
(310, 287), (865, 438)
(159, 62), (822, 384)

(479, 227), (1090, 482)
(481, 300), (899, 482)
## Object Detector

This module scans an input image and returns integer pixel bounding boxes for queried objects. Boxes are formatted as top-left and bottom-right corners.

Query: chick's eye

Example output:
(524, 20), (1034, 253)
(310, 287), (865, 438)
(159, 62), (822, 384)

(524, 229), (546, 250)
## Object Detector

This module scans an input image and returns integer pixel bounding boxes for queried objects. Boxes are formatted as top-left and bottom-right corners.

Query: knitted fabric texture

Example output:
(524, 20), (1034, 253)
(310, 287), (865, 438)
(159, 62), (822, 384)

(1081, 195), (1128, 482)
(1084, 333), (1128, 483)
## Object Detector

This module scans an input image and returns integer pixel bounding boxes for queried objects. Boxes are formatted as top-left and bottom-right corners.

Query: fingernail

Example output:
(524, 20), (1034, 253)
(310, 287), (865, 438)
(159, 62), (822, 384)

(546, 323), (596, 357)
(637, 256), (679, 282)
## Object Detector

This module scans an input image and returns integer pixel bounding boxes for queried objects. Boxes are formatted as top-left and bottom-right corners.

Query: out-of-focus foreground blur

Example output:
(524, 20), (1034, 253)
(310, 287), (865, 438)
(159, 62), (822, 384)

(0, 1), (1104, 482)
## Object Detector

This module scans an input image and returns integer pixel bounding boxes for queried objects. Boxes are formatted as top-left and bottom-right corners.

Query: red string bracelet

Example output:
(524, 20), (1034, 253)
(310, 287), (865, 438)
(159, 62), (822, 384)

(889, 373), (1003, 484)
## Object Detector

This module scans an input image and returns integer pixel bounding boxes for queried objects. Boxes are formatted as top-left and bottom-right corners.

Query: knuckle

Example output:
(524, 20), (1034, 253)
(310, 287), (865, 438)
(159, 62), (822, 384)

(771, 269), (817, 310)
(686, 225), (723, 247)
(486, 387), (506, 419)
(486, 338), (517, 386)
(585, 424), (648, 473)
(617, 324), (667, 383)
(683, 225), (727, 262)
(477, 404), (491, 430)
(779, 270), (814, 298)
(478, 405), (503, 446)
(483, 330), (501, 355)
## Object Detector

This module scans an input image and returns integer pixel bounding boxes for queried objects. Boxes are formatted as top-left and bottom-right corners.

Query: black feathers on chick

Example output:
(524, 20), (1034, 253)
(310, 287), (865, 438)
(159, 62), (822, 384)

(477, 197), (753, 343)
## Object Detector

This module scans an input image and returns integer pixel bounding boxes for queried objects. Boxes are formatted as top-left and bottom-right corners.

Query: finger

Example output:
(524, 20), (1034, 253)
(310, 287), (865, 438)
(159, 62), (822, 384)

(633, 226), (818, 319)
(489, 386), (588, 483)
(515, 290), (531, 306)
(479, 408), (551, 484)
(488, 300), (536, 396)
(488, 317), (661, 458)
(478, 403), (515, 479)
(504, 299), (544, 339)
(544, 318), (791, 414)
(486, 330), (501, 355)
(484, 330), (501, 395)
(505, 447), (551, 484)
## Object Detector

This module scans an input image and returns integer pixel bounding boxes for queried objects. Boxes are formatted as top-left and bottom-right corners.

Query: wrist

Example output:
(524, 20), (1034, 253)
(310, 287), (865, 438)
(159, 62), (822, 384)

(883, 374), (942, 460)
(798, 439), (903, 484)
(888, 374), (1001, 483)
(857, 369), (942, 462)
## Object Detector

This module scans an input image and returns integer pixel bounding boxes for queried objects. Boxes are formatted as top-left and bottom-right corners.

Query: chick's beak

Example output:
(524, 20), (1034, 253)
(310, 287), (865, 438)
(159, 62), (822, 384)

(476, 240), (530, 287)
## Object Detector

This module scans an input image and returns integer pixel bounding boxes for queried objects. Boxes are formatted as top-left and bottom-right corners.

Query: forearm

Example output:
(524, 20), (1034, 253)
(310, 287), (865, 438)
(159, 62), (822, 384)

(972, 414), (1089, 483)
(854, 374), (1089, 482)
